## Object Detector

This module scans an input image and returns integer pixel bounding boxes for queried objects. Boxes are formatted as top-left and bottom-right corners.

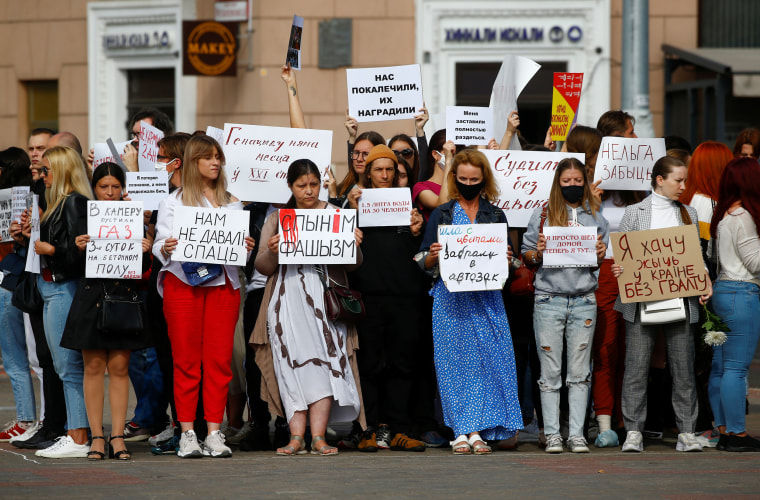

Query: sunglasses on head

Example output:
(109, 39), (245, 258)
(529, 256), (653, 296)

(393, 148), (414, 159)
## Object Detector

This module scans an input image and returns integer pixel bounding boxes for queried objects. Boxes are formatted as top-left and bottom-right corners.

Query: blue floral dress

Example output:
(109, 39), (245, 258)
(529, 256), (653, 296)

(431, 202), (522, 440)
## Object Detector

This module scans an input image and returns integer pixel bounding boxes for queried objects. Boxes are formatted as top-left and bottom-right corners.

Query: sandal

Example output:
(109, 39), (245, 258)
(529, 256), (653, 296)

(276, 435), (307, 456)
(451, 434), (471, 455)
(87, 436), (106, 461)
(310, 435), (338, 456)
(468, 433), (492, 455)
(109, 435), (132, 460)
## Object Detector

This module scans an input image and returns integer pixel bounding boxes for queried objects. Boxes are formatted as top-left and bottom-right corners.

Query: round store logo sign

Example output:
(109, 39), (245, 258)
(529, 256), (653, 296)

(184, 21), (237, 76)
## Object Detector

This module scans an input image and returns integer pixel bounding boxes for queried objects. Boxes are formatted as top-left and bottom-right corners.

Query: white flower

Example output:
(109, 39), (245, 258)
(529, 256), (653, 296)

(704, 331), (728, 347)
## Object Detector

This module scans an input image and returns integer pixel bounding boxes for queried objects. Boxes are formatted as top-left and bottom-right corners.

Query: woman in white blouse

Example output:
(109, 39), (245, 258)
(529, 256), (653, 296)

(708, 157), (760, 452)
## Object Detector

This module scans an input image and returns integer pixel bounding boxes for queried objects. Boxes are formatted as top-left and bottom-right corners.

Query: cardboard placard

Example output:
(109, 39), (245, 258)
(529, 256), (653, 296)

(480, 149), (585, 227)
(593, 137), (667, 190)
(446, 106), (494, 146)
(11, 187), (30, 223)
(0, 189), (11, 242)
(25, 195), (40, 273)
(125, 172), (170, 211)
(87, 201), (144, 240)
(286, 15), (304, 70)
(278, 209), (357, 264)
(550, 72), (583, 141)
(611, 226), (710, 303)
(221, 123), (332, 203)
(438, 223), (509, 292)
(205, 125), (224, 144)
(171, 206), (250, 266)
(542, 226), (598, 267)
(93, 140), (131, 169)
(357, 188), (412, 227)
(86, 239), (143, 279)
(346, 64), (424, 123)
(138, 121), (164, 172)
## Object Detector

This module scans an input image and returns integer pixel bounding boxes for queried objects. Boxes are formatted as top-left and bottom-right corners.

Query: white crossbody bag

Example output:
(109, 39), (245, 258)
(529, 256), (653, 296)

(640, 298), (687, 325)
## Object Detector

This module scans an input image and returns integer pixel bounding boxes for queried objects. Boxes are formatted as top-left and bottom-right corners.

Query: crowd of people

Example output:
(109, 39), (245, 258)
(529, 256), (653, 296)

(1, 64), (760, 461)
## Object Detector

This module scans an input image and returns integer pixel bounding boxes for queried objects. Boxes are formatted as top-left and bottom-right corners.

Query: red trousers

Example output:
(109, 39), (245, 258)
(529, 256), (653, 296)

(163, 272), (240, 424)
(592, 259), (626, 422)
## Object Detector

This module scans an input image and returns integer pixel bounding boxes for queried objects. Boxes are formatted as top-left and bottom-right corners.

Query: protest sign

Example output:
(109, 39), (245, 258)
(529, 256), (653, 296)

(0, 189), (11, 242)
(138, 121), (164, 172)
(593, 137), (666, 190)
(357, 188), (412, 227)
(171, 206), (250, 266)
(11, 187), (30, 223)
(480, 149), (585, 227)
(206, 126), (224, 143)
(85, 239), (143, 279)
(25, 195), (40, 273)
(611, 225), (709, 303)
(438, 223), (509, 292)
(278, 209), (357, 264)
(87, 201), (143, 240)
(125, 172), (170, 211)
(93, 140), (132, 169)
(222, 123), (332, 203)
(446, 106), (494, 146)
(347, 64), (424, 123)
(542, 226), (598, 267)
(490, 55), (541, 150)
(550, 73), (583, 141)
(286, 15), (304, 70)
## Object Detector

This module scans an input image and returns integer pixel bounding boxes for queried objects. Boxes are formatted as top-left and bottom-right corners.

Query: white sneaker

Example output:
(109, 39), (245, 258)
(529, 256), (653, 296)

(676, 432), (703, 452)
(224, 422), (252, 446)
(202, 430), (232, 458)
(7, 421), (39, 443)
(622, 431), (644, 452)
(148, 422), (176, 446)
(178, 430), (203, 458)
(567, 435), (590, 453)
(545, 434), (563, 453)
(34, 435), (89, 458)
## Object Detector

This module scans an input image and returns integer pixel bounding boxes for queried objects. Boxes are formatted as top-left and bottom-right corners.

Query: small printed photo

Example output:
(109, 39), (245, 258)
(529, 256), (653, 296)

(290, 25), (302, 51)
(286, 48), (300, 70)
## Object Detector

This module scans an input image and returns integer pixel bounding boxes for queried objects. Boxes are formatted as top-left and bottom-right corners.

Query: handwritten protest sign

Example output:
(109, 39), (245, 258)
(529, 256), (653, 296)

(446, 106), (494, 146)
(0, 189), (12, 242)
(357, 188), (412, 227)
(438, 223), (509, 292)
(286, 15), (304, 70)
(222, 123), (332, 203)
(593, 137), (666, 190)
(550, 73), (583, 141)
(480, 150), (585, 227)
(138, 121), (164, 172)
(11, 187), (30, 223)
(611, 225), (709, 303)
(278, 209), (357, 264)
(206, 126), (224, 144)
(25, 195), (40, 273)
(87, 201), (143, 240)
(171, 206), (250, 266)
(86, 240), (142, 279)
(126, 172), (169, 211)
(347, 64), (424, 123)
(93, 140), (131, 169)
(543, 226), (598, 267)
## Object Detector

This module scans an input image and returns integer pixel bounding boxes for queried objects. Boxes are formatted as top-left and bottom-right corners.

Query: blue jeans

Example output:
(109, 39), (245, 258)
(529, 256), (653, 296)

(708, 281), (760, 434)
(0, 287), (36, 421)
(37, 276), (88, 430)
(533, 292), (596, 437)
(129, 347), (168, 430)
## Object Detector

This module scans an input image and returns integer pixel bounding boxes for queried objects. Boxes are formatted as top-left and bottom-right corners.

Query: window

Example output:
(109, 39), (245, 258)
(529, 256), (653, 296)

(700, 0), (760, 47)
(126, 68), (175, 135)
(26, 81), (59, 133)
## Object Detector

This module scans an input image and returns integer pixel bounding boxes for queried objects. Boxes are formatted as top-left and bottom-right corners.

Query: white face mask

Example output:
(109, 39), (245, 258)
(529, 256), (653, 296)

(434, 151), (445, 169)
(155, 159), (177, 181)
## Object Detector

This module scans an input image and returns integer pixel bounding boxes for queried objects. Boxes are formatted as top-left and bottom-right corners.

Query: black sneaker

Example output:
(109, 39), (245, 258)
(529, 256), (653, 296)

(239, 425), (272, 452)
(726, 434), (760, 452)
(12, 425), (61, 450)
(376, 424), (391, 449)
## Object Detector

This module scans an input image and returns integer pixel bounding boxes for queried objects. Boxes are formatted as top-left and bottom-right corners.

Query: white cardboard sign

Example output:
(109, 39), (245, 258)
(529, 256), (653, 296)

(221, 123), (332, 203)
(86, 239), (143, 279)
(11, 187), (30, 223)
(358, 188), (412, 227)
(446, 106), (494, 146)
(347, 64), (424, 123)
(593, 137), (667, 190)
(277, 208), (357, 264)
(0, 189), (11, 242)
(87, 201), (144, 240)
(125, 172), (169, 211)
(542, 226), (598, 268)
(437, 223), (509, 292)
(138, 121), (164, 172)
(25, 195), (40, 273)
(171, 206), (250, 266)
(206, 126), (224, 144)
(93, 140), (132, 170)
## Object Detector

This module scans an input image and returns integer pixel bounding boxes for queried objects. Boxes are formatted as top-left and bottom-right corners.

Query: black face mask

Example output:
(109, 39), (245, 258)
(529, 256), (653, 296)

(456, 179), (484, 200)
(560, 185), (585, 204)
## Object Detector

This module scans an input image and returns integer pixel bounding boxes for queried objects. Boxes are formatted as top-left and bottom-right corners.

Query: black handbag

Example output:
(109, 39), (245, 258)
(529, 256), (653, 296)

(314, 266), (365, 323)
(11, 272), (43, 314)
(181, 261), (223, 286)
(0, 253), (26, 291)
(97, 282), (144, 334)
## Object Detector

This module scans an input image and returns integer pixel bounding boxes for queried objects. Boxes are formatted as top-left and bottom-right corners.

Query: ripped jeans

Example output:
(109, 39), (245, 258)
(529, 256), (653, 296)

(533, 292), (596, 438)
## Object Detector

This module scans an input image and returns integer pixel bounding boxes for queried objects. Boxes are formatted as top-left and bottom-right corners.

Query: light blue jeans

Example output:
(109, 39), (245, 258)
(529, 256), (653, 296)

(37, 276), (88, 430)
(533, 292), (596, 438)
(0, 287), (36, 421)
(708, 280), (760, 434)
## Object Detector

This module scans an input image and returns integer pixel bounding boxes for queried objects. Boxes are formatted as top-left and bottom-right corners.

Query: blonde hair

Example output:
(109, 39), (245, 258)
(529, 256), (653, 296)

(547, 157), (600, 227)
(179, 134), (231, 207)
(42, 146), (93, 222)
(446, 149), (500, 202)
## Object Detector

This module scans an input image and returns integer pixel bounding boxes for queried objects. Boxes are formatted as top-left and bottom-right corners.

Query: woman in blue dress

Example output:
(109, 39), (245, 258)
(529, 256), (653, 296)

(418, 148), (522, 454)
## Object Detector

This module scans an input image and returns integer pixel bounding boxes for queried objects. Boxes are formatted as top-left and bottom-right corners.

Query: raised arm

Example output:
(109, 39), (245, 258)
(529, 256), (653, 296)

(281, 64), (306, 129)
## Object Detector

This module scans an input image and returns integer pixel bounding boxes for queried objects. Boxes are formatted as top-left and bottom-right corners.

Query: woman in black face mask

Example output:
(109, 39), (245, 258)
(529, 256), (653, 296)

(521, 157), (608, 454)
(417, 149), (523, 455)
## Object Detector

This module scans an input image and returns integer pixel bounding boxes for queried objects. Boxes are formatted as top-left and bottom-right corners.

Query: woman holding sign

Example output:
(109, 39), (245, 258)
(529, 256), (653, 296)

(521, 157), (609, 454)
(611, 156), (712, 453)
(419, 148), (523, 455)
(153, 134), (255, 459)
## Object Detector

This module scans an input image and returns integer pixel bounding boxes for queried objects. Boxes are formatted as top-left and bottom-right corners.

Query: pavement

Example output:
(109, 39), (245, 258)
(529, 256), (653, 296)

(1, 358), (760, 499)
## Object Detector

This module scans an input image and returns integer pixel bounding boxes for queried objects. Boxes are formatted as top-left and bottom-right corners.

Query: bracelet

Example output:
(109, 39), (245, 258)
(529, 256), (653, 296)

(530, 251), (539, 265)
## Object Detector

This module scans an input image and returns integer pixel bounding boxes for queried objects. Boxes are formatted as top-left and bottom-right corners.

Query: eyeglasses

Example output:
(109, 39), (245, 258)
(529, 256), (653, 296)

(392, 148), (414, 160)
(39, 167), (49, 176)
(351, 151), (370, 160)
